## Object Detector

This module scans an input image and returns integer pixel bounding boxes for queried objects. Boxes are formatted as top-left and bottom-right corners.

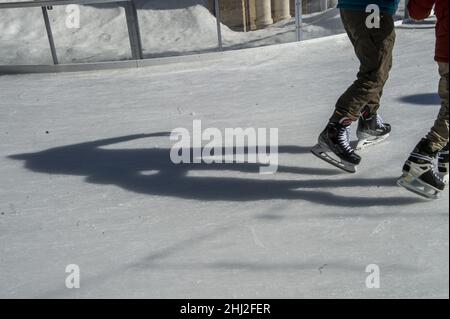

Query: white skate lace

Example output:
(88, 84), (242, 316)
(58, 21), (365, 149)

(411, 153), (443, 181)
(338, 126), (353, 154)
(376, 114), (386, 129)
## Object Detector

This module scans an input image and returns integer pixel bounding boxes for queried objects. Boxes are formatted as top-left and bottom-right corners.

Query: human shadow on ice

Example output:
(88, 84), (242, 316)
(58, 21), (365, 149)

(9, 133), (422, 207)
(398, 93), (441, 106)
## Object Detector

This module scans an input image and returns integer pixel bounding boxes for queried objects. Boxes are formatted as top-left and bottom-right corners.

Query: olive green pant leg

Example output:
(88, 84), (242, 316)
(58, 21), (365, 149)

(331, 10), (396, 122)
(365, 50), (393, 115)
(427, 62), (449, 152)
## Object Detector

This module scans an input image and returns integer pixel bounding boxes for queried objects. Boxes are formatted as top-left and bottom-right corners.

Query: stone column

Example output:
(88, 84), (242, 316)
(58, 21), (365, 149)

(218, 0), (248, 31)
(273, 0), (291, 22)
(255, 0), (273, 28)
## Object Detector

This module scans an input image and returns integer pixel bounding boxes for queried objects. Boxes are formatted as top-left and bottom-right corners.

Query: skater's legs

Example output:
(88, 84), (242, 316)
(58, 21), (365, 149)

(400, 64), (449, 197)
(316, 10), (396, 169)
(426, 62), (449, 152)
(330, 10), (396, 123)
(365, 53), (393, 115)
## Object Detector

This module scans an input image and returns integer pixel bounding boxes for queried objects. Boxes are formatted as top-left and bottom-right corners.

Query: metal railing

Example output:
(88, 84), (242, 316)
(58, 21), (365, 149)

(0, 0), (144, 64)
(0, 0), (305, 70)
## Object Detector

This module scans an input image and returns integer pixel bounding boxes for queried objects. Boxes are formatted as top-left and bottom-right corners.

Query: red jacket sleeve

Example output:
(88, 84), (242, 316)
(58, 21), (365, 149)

(408, 0), (435, 20)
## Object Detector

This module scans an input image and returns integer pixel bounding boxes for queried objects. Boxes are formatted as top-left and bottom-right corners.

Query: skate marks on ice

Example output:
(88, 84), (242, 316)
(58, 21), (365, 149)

(36, 222), (421, 299)
(8, 133), (424, 207)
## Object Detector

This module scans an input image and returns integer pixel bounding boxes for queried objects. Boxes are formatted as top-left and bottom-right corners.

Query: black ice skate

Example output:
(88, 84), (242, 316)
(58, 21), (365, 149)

(311, 121), (361, 173)
(438, 143), (449, 185)
(397, 139), (446, 200)
(356, 112), (391, 150)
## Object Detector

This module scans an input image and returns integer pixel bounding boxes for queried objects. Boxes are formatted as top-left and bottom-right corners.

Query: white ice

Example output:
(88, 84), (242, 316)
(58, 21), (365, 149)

(0, 26), (448, 298)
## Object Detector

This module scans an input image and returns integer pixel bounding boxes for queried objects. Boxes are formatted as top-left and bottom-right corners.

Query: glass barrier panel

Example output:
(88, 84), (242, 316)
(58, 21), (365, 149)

(48, 3), (132, 64)
(0, 6), (54, 65)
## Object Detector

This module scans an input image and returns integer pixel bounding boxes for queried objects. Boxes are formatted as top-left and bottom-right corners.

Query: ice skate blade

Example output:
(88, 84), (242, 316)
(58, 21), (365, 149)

(356, 133), (389, 151)
(397, 174), (441, 200)
(311, 144), (357, 174)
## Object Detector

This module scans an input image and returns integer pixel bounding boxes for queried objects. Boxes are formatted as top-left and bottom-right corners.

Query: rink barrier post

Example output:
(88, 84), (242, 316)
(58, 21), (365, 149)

(41, 6), (59, 65)
(215, 0), (223, 51)
(295, 0), (303, 41)
(125, 0), (144, 60)
(404, 0), (410, 20)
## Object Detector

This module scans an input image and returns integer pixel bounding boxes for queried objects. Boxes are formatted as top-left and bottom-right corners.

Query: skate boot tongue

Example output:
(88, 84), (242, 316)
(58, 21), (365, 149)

(311, 119), (361, 173)
(337, 125), (355, 154)
(329, 121), (361, 165)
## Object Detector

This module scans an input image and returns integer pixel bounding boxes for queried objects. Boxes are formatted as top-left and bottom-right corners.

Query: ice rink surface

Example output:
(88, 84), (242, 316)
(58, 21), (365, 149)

(0, 27), (448, 298)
